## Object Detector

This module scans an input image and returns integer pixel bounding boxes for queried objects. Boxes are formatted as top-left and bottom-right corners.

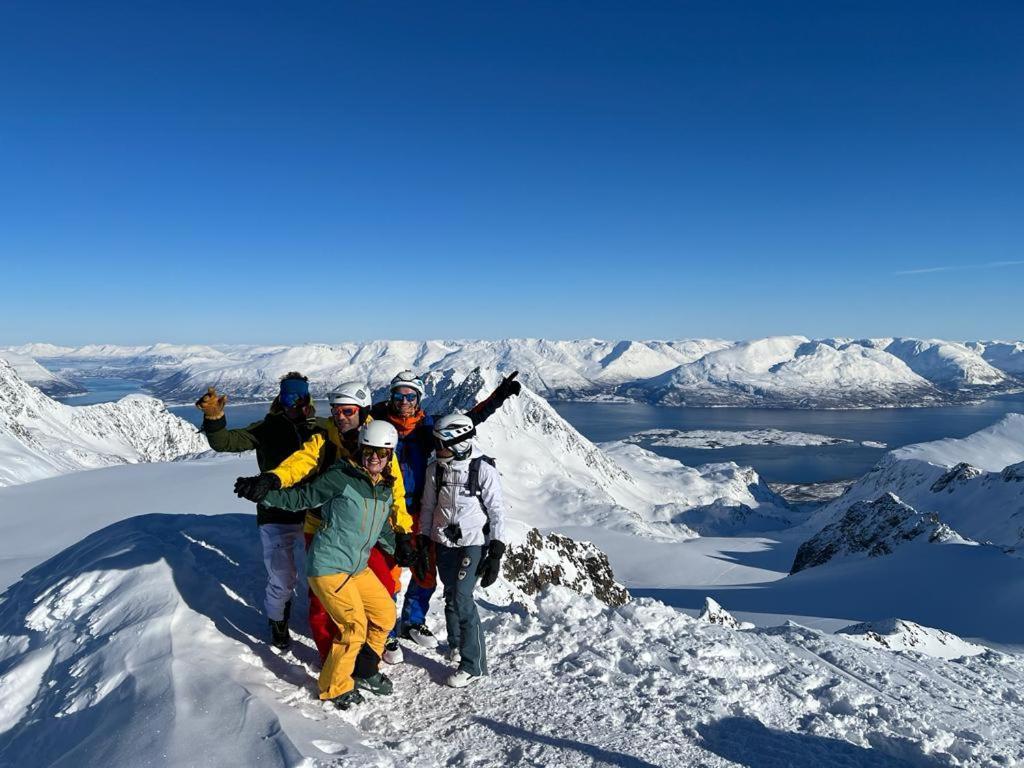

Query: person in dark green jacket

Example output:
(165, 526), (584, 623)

(198, 372), (330, 650)
(253, 420), (400, 710)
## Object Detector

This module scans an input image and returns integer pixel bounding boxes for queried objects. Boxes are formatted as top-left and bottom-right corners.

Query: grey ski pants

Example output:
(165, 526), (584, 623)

(259, 523), (304, 621)
(436, 544), (487, 676)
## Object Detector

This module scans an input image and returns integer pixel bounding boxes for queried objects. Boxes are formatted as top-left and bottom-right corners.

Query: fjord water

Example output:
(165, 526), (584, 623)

(57, 381), (1024, 485)
(550, 396), (1024, 483)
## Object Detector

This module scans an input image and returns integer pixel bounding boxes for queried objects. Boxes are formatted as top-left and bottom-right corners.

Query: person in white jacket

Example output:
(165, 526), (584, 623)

(416, 412), (507, 688)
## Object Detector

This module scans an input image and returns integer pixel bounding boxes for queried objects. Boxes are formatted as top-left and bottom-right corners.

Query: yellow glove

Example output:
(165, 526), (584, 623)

(195, 386), (228, 420)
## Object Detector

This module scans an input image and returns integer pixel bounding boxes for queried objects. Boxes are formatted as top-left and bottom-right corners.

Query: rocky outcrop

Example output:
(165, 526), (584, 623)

(791, 493), (961, 574)
(503, 528), (630, 607)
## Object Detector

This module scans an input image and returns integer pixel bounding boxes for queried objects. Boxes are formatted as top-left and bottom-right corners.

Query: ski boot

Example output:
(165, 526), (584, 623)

(268, 600), (292, 650)
(445, 669), (482, 689)
(328, 689), (364, 710)
(354, 672), (394, 696)
(404, 623), (438, 649)
(382, 637), (404, 664)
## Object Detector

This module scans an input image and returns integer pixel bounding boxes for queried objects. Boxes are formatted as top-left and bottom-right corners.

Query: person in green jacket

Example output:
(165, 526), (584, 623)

(198, 372), (330, 650)
(250, 420), (400, 710)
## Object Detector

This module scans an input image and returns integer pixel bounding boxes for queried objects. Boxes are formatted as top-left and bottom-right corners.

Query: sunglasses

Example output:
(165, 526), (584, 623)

(361, 446), (392, 460)
(331, 405), (360, 418)
(280, 392), (309, 408)
(391, 392), (419, 403)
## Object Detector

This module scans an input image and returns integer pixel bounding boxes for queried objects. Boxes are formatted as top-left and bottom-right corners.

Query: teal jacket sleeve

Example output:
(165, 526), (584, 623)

(261, 465), (352, 511)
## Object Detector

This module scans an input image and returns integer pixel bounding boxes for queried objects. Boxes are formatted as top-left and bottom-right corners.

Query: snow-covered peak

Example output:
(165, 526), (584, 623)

(892, 413), (1024, 472)
(696, 597), (754, 630)
(0, 360), (208, 487)
(884, 338), (1007, 386)
(0, 352), (81, 397)
(626, 337), (944, 407)
(837, 618), (987, 659)
(791, 493), (963, 574)
(808, 414), (1024, 549)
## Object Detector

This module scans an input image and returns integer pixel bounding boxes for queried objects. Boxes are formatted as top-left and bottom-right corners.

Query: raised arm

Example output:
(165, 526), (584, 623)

(467, 370), (521, 426)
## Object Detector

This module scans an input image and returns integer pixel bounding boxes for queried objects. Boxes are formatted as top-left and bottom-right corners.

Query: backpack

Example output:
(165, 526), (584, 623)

(435, 455), (497, 514)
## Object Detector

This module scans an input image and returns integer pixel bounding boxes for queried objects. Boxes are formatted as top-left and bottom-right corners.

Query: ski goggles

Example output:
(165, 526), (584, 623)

(391, 391), (419, 403)
(360, 446), (392, 460)
(279, 379), (310, 407)
(330, 405), (360, 418)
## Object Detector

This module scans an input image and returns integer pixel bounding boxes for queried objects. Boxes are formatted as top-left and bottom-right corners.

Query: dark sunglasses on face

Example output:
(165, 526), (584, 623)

(280, 392), (308, 408)
(391, 392), (418, 403)
(361, 446), (391, 460)
(331, 405), (360, 418)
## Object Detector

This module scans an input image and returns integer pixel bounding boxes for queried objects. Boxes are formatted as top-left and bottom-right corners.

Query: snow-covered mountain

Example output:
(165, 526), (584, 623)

(837, 618), (987, 659)
(790, 493), (966, 573)
(0, 360), (208, 487)
(429, 368), (794, 538)
(621, 337), (985, 408)
(810, 414), (1024, 548)
(0, 351), (82, 396)
(9, 335), (1022, 408)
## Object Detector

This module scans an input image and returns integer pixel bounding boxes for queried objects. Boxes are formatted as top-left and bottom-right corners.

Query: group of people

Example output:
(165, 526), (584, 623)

(196, 369), (521, 709)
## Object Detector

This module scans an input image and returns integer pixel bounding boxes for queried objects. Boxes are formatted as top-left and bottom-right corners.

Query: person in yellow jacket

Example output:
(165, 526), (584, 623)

(237, 382), (414, 665)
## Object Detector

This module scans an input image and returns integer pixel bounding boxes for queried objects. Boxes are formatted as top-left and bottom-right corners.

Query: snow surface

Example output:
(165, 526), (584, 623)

(2, 504), (1022, 767)
(811, 414), (1024, 548)
(626, 427), (854, 449)
(837, 618), (987, 660)
(0, 351), (81, 396)
(0, 360), (208, 487)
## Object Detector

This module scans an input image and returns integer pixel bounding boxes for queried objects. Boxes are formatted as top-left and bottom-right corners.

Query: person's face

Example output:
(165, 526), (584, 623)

(282, 398), (309, 422)
(331, 404), (361, 434)
(390, 387), (419, 417)
(360, 446), (391, 477)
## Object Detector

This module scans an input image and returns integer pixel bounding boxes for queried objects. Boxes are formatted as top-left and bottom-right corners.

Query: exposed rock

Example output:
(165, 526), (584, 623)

(791, 493), (962, 574)
(503, 528), (630, 607)
(837, 618), (987, 659)
(696, 597), (754, 630)
(931, 462), (985, 492)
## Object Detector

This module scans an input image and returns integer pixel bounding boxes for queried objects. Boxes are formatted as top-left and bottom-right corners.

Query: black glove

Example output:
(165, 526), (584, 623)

(495, 371), (521, 401)
(411, 535), (432, 583)
(234, 473), (281, 503)
(394, 532), (416, 567)
(476, 540), (506, 588)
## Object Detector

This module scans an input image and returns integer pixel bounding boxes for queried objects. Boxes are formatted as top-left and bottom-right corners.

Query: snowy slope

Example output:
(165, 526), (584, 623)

(971, 340), (1024, 375)
(1, 499), (1022, 767)
(837, 618), (987, 660)
(810, 414), (1024, 548)
(0, 360), (207, 487)
(0, 352), (82, 396)
(883, 338), (1007, 386)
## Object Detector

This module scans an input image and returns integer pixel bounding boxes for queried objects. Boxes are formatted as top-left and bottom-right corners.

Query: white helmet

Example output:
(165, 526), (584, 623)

(390, 370), (425, 398)
(328, 381), (371, 408)
(433, 412), (476, 450)
(359, 420), (398, 450)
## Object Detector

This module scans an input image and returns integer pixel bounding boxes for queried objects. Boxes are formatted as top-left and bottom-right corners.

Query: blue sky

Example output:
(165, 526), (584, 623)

(1, 1), (1021, 345)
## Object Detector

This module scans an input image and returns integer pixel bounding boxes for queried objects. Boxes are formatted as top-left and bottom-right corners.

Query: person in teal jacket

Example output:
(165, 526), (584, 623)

(252, 420), (400, 710)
